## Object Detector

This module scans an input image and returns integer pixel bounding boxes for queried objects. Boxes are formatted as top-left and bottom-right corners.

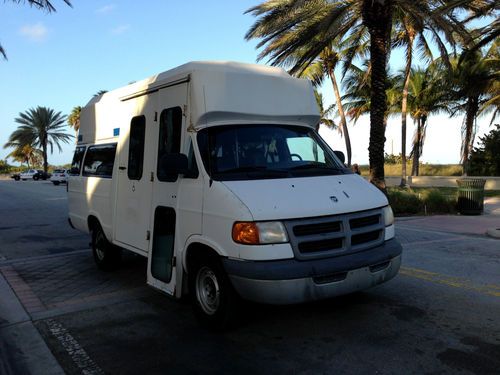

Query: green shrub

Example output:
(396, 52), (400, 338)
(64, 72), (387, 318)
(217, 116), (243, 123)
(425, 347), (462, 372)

(388, 189), (422, 215)
(421, 189), (456, 214)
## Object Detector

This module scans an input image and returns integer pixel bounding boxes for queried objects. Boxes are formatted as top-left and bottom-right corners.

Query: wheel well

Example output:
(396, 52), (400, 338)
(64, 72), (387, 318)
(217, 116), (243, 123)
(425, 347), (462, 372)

(87, 216), (100, 233)
(185, 243), (221, 275)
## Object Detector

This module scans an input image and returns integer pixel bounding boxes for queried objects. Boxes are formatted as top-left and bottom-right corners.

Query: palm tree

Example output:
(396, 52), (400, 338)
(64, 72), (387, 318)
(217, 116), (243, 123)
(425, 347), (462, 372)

(245, 0), (482, 191)
(4, 106), (73, 172)
(7, 144), (43, 169)
(314, 90), (336, 130)
(1, 0), (72, 59)
(297, 46), (356, 165)
(68, 106), (81, 136)
(446, 42), (500, 174)
(405, 66), (449, 176)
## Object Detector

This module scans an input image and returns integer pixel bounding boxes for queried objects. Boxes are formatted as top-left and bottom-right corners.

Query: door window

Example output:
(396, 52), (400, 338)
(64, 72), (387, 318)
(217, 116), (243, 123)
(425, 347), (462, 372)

(157, 107), (182, 182)
(127, 116), (146, 180)
(151, 206), (176, 283)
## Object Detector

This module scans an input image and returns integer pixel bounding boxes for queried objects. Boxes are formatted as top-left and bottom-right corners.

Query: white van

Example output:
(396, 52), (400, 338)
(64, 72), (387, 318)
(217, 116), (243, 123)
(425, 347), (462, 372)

(68, 61), (402, 328)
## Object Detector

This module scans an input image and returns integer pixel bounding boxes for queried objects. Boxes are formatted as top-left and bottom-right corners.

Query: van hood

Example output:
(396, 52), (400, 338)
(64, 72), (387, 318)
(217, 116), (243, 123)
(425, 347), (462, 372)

(222, 174), (388, 221)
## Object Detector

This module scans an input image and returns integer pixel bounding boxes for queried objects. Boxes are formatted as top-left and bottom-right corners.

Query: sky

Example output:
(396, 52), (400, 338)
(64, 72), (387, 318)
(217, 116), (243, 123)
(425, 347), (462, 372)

(0, 0), (495, 167)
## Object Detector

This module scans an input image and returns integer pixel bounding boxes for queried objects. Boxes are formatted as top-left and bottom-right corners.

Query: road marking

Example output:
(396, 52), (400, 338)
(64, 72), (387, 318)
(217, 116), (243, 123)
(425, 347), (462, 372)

(45, 198), (67, 201)
(400, 267), (500, 297)
(46, 319), (104, 375)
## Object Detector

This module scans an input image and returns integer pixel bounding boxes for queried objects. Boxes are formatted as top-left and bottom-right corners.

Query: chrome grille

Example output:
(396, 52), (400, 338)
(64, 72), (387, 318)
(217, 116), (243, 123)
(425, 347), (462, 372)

(284, 208), (385, 260)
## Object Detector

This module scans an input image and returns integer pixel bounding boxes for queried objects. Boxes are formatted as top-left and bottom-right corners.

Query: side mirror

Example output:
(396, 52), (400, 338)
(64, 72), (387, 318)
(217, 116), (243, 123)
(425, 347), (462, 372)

(159, 153), (189, 177)
(334, 151), (346, 164)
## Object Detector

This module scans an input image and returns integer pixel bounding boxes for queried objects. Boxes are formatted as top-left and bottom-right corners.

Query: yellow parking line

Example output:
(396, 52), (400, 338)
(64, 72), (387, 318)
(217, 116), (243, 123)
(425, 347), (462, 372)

(400, 267), (500, 297)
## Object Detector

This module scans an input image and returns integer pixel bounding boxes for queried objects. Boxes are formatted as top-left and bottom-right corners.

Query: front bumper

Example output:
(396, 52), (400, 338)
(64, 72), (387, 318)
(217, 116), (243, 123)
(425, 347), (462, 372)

(223, 239), (402, 304)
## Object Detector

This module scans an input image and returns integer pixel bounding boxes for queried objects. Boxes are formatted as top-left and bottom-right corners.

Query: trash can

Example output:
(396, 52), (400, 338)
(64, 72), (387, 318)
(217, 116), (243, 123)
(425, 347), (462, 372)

(456, 178), (486, 215)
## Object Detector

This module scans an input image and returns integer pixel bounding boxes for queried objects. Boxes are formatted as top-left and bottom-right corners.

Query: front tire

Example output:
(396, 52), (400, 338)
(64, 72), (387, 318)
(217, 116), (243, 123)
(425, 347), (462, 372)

(91, 224), (121, 271)
(14, 176), (20, 181)
(33, 175), (39, 181)
(53, 181), (60, 185)
(189, 255), (238, 330)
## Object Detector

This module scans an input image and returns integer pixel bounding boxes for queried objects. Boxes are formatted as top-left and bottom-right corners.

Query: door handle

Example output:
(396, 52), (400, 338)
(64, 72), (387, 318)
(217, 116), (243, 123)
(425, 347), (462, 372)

(119, 166), (126, 170)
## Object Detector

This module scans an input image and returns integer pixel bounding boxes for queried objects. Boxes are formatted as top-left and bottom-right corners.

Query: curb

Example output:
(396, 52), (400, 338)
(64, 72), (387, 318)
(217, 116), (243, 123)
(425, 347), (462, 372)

(0, 271), (65, 375)
(486, 228), (500, 239)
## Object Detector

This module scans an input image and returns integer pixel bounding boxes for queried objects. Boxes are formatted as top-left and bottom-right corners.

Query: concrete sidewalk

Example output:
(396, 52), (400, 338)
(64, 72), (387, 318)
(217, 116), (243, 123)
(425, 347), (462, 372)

(396, 196), (500, 237)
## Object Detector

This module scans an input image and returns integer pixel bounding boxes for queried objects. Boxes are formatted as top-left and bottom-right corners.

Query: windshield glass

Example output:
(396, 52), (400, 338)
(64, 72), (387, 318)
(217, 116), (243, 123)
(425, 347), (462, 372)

(197, 124), (350, 181)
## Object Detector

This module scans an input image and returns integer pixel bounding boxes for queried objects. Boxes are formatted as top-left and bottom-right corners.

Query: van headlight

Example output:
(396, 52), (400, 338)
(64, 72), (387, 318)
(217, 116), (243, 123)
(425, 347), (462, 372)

(232, 221), (288, 245)
(383, 205), (394, 227)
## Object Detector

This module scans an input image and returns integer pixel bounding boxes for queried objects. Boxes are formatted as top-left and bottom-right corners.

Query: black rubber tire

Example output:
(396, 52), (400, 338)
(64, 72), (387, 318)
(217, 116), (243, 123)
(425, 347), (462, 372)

(53, 181), (60, 186)
(14, 176), (20, 181)
(189, 255), (239, 330)
(33, 175), (39, 181)
(91, 224), (121, 271)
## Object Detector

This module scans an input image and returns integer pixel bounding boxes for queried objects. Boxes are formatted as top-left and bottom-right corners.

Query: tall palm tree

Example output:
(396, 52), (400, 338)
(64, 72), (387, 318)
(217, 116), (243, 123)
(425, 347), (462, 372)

(68, 105), (81, 136)
(4, 106), (73, 172)
(1, 0), (72, 59)
(314, 90), (336, 130)
(405, 65), (449, 176)
(297, 46), (357, 165)
(446, 42), (500, 174)
(245, 0), (482, 191)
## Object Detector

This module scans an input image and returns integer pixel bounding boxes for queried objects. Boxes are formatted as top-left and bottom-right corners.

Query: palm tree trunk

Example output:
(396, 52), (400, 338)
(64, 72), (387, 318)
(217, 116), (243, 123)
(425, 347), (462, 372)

(411, 117), (421, 176)
(363, 1), (392, 192)
(329, 70), (352, 166)
(42, 143), (48, 173)
(462, 97), (478, 176)
(400, 36), (413, 187)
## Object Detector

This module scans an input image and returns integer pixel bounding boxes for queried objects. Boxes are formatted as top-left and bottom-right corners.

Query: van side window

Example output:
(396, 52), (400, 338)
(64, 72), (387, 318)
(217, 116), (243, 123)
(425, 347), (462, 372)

(82, 143), (117, 178)
(184, 140), (199, 179)
(128, 116), (146, 180)
(70, 146), (86, 175)
(157, 107), (182, 182)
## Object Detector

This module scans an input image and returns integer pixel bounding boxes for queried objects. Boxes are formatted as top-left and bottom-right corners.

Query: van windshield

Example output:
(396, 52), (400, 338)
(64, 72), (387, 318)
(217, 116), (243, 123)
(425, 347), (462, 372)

(197, 124), (351, 181)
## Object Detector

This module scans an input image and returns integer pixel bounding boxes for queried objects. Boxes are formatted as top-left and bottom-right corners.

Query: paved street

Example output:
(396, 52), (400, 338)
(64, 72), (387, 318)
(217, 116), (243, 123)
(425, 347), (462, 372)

(1, 180), (499, 374)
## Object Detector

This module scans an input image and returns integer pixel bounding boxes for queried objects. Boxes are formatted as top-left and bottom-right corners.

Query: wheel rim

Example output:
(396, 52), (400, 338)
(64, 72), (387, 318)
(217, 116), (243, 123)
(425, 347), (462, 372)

(94, 231), (106, 261)
(195, 266), (220, 316)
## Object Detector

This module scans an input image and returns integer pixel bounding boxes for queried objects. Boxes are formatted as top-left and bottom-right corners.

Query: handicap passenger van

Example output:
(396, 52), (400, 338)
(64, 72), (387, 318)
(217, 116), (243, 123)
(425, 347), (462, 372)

(68, 61), (402, 328)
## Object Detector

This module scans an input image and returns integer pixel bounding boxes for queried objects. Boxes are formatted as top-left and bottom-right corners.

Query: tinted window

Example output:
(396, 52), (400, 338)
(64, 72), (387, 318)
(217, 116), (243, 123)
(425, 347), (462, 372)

(70, 146), (86, 175)
(83, 143), (117, 178)
(157, 107), (182, 182)
(128, 116), (146, 180)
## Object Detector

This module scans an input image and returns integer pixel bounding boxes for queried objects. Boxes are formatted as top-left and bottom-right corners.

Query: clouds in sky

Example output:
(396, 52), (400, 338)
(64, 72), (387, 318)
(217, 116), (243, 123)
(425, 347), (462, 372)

(96, 4), (116, 14)
(19, 22), (48, 42)
(111, 24), (130, 35)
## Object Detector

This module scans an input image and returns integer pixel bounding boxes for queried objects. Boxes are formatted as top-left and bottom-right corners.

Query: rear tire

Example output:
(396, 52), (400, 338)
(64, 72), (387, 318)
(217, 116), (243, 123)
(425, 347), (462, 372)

(14, 176), (20, 181)
(33, 175), (39, 181)
(91, 224), (121, 271)
(189, 255), (239, 330)
(53, 181), (60, 185)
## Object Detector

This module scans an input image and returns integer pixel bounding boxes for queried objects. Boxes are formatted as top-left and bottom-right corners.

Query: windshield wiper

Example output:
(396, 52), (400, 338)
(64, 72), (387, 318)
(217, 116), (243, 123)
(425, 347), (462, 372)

(290, 163), (342, 171)
(218, 166), (289, 176)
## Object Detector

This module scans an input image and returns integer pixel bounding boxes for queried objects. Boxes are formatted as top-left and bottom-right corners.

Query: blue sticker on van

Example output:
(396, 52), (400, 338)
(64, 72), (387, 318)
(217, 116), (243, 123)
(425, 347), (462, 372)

(113, 128), (120, 136)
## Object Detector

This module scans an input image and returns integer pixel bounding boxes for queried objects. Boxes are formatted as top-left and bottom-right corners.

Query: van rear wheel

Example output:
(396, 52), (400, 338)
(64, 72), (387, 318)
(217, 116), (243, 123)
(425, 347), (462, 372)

(91, 224), (121, 271)
(189, 256), (238, 330)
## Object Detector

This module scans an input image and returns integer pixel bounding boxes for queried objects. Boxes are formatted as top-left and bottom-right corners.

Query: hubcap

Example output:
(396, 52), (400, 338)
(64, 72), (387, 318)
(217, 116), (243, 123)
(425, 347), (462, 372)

(196, 266), (220, 315)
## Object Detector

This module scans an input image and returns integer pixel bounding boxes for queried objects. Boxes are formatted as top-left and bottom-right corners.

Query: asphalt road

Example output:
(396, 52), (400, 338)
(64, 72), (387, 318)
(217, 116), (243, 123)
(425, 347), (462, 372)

(0, 180), (499, 374)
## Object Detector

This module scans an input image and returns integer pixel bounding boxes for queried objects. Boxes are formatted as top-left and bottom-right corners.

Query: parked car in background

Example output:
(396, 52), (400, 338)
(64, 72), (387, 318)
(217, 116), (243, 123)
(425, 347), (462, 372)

(50, 169), (68, 185)
(19, 169), (51, 181)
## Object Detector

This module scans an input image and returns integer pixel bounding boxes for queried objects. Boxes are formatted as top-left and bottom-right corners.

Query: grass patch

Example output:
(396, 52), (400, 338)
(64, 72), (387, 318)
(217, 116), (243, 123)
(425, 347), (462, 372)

(388, 187), (457, 216)
(359, 164), (463, 177)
